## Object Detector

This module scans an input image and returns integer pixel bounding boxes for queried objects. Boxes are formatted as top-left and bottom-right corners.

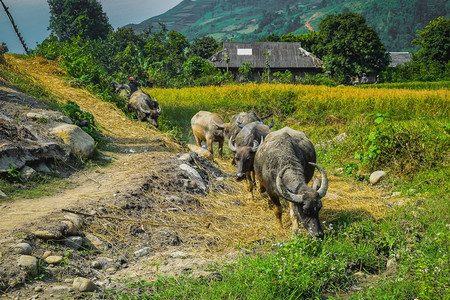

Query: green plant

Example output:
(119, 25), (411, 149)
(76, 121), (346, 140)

(6, 165), (23, 183)
(238, 62), (254, 82)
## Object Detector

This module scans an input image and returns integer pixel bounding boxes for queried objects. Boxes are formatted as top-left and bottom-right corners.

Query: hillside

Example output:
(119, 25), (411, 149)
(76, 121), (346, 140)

(0, 55), (411, 298)
(128, 0), (449, 51)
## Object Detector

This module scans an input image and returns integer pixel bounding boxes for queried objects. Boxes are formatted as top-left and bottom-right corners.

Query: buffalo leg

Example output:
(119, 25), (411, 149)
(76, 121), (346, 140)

(194, 135), (202, 148)
(268, 193), (283, 229)
(207, 139), (214, 156)
(218, 140), (223, 158)
(289, 202), (300, 232)
(246, 172), (255, 201)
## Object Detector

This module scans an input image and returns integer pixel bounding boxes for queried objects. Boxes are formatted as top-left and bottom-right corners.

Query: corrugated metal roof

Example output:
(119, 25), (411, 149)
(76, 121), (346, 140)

(389, 52), (412, 67)
(209, 42), (323, 69)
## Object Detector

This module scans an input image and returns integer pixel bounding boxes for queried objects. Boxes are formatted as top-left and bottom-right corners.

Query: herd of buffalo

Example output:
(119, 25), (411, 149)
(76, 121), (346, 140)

(113, 85), (328, 239)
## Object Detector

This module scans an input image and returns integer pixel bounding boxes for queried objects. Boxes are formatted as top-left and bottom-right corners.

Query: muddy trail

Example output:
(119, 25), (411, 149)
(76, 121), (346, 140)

(0, 55), (402, 299)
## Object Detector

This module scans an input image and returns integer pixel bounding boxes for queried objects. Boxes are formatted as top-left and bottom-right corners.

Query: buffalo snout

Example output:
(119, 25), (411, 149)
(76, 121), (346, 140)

(235, 172), (246, 181)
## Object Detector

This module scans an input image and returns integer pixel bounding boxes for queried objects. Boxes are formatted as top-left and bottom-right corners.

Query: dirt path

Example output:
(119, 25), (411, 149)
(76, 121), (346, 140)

(0, 55), (184, 238)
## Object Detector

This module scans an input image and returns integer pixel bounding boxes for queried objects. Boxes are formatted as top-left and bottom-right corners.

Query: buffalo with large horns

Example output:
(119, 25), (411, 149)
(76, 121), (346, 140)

(254, 127), (328, 239)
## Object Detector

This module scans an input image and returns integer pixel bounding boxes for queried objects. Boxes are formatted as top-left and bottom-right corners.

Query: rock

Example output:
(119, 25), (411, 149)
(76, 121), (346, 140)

(370, 171), (387, 185)
(179, 163), (206, 191)
(392, 191), (401, 197)
(72, 277), (97, 292)
(33, 230), (60, 240)
(20, 165), (37, 181)
(186, 144), (214, 161)
(170, 251), (188, 259)
(18, 255), (38, 277)
(83, 233), (105, 250)
(14, 242), (32, 255)
(64, 213), (84, 228)
(56, 115), (73, 124)
(34, 162), (51, 173)
(44, 255), (64, 265)
(385, 258), (398, 275)
(51, 124), (95, 158)
(65, 236), (83, 250)
(0, 190), (7, 198)
(134, 247), (152, 258)
(43, 251), (52, 259)
(26, 112), (47, 121)
(61, 220), (78, 236)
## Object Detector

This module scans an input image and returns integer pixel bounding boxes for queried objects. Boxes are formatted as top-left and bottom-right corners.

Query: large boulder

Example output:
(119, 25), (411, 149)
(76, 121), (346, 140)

(51, 124), (95, 159)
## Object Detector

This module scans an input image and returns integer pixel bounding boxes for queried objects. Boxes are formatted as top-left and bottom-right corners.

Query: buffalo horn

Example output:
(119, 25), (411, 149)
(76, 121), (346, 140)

(228, 137), (237, 152)
(308, 162), (328, 198)
(213, 120), (224, 129)
(276, 167), (304, 203)
(156, 105), (162, 115)
(251, 136), (263, 152)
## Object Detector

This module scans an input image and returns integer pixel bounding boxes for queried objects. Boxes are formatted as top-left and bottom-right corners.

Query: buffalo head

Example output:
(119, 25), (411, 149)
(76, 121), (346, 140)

(275, 162), (328, 239)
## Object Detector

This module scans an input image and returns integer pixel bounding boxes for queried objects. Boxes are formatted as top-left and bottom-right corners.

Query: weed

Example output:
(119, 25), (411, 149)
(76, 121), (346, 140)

(6, 165), (23, 183)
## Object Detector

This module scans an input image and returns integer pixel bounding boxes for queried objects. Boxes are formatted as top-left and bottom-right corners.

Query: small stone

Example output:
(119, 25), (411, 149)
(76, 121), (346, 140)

(43, 251), (52, 259)
(33, 230), (59, 240)
(170, 251), (188, 259)
(65, 236), (83, 250)
(134, 247), (152, 258)
(18, 255), (38, 277)
(34, 286), (43, 292)
(44, 255), (64, 265)
(14, 243), (32, 255)
(60, 220), (78, 236)
(392, 191), (401, 197)
(370, 171), (387, 185)
(73, 277), (97, 292)
(64, 213), (84, 228)
(20, 166), (37, 181)
(0, 190), (7, 198)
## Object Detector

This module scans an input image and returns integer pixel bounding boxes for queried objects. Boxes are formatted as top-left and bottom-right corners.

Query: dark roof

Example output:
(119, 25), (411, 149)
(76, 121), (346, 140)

(389, 52), (412, 67)
(209, 42), (323, 69)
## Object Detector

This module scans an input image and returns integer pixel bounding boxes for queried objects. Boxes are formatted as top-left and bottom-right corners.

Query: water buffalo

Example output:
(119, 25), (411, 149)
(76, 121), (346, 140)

(254, 127), (328, 239)
(127, 90), (161, 128)
(110, 81), (130, 97)
(191, 111), (226, 158)
(228, 121), (272, 200)
(224, 111), (272, 141)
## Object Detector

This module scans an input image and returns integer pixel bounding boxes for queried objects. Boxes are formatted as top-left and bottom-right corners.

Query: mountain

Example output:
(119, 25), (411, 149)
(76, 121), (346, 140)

(128, 0), (450, 51)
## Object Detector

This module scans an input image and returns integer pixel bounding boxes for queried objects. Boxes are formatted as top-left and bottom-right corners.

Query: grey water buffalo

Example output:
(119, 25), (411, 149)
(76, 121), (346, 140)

(224, 111), (273, 140)
(191, 111), (226, 158)
(254, 127), (328, 239)
(127, 90), (161, 128)
(110, 81), (131, 97)
(228, 121), (272, 200)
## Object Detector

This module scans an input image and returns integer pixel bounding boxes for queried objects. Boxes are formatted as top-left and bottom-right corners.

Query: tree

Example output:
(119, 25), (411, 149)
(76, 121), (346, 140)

(188, 36), (219, 59)
(412, 16), (450, 68)
(47, 0), (111, 41)
(315, 12), (390, 83)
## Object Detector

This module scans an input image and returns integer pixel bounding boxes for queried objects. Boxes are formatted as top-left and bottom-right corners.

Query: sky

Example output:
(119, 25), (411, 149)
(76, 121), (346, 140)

(0, 0), (183, 54)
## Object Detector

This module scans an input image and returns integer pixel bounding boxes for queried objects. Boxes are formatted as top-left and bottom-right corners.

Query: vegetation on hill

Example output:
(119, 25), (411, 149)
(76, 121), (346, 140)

(129, 0), (450, 52)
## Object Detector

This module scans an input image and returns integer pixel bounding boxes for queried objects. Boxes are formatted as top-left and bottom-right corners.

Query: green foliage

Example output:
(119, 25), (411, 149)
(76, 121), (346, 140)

(47, 0), (111, 42)
(0, 42), (8, 65)
(61, 101), (101, 143)
(316, 12), (390, 83)
(272, 70), (294, 84)
(238, 62), (254, 82)
(187, 36), (219, 59)
(353, 113), (449, 174)
(412, 17), (450, 68)
(6, 165), (23, 183)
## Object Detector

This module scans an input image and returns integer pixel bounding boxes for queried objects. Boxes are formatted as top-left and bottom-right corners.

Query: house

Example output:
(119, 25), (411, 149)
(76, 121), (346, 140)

(389, 52), (412, 67)
(209, 42), (323, 81)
